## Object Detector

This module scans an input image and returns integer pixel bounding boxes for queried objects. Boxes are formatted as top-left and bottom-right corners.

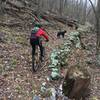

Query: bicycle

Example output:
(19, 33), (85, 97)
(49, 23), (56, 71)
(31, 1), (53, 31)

(32, 40), (47, 72)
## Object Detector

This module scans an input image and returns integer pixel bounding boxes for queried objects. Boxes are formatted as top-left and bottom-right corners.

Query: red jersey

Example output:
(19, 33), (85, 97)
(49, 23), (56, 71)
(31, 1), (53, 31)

(36, 28), (49, 40)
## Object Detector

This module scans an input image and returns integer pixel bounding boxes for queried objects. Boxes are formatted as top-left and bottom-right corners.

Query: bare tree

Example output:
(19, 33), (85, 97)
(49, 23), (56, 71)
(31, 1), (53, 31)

(59, 0), (64, 16)
(0, 0), (6, 15)
(96, 0), (100, 65)
(83, 0), (87, 24)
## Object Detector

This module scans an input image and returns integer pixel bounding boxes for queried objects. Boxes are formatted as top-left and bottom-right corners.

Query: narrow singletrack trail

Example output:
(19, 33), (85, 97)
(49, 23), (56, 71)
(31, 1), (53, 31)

(0, 27), (65, 99)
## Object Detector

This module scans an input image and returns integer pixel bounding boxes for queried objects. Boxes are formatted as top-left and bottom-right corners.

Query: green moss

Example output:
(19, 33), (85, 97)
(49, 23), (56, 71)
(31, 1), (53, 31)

(11, 58), (17, 68)
(15, 36), (27, 45)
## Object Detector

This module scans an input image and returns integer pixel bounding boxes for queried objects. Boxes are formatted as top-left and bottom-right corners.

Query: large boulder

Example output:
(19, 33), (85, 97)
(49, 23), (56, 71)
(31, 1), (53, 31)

(62, 66), (91, 100)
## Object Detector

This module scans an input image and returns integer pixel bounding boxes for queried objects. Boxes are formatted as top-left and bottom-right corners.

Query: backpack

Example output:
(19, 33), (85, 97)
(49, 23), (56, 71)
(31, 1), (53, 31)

(30, 27), (40, 45)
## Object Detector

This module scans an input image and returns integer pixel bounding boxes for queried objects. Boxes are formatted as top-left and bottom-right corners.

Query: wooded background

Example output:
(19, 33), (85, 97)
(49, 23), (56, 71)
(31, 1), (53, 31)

(0, 0), (99, 25)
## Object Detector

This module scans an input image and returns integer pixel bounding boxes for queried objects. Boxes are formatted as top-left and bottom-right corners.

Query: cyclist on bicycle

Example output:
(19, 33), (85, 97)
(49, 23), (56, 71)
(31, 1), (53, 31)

(30, 23), (49, 62)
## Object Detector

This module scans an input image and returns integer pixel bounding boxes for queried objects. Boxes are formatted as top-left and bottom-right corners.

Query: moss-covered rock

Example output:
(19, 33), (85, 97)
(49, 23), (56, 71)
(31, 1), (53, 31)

(49, 31), (82, 80)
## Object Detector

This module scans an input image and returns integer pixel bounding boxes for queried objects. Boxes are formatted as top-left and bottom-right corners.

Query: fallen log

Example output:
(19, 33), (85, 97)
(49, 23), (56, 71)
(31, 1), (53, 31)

(67, 20), (78, 29)
(6, 0), (24, 11)
(0, 22), (22, 27)
(39, 12), (79, 27)
(4, 6), (19, 12)
(4, 6), (34, 21)
(62, 66), (91, 100)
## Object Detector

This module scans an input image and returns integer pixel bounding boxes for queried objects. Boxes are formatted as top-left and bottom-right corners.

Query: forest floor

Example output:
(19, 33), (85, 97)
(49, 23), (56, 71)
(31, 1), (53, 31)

(0, 25), (100, 100)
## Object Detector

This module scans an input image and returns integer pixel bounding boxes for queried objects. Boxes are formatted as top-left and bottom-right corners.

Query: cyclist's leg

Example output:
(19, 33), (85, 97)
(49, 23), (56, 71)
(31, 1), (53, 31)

(62, 33), (64, 38)
(39, 42), (45, 61)
(32, 44), (36, 60)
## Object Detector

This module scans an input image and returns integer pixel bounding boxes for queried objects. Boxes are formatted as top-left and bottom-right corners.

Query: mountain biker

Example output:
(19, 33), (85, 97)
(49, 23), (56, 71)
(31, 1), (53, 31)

(30, 23), (49, 62)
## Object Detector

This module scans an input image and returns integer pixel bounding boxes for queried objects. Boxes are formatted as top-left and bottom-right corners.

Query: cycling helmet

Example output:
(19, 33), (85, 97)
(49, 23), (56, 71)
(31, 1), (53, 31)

(34, 23), (42, 28)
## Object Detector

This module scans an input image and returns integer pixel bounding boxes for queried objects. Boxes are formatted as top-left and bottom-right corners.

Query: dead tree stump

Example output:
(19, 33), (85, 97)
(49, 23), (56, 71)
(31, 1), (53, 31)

(62, 66), (91, 100)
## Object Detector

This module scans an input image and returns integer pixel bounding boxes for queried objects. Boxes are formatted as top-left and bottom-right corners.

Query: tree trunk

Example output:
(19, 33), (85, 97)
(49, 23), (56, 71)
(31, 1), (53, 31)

(83, 0), (87, 24)
(96, 0), (100, 66)
(59, 0), (64, 16)
(0, 0), (6, 15)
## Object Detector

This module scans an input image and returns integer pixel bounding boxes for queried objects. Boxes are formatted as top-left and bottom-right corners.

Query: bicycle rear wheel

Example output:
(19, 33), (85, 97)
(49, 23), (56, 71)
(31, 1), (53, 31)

(32, 46), (41, 72)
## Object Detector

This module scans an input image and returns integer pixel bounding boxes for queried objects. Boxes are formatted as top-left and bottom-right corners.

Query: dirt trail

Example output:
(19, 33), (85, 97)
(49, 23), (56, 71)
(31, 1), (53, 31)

(0, 27), (65, 99)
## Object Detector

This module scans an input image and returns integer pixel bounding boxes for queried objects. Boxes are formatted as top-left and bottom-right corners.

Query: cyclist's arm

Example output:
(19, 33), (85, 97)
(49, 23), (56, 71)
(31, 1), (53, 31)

(41, 30), (49, 41)
(42, 33), (49, 41)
